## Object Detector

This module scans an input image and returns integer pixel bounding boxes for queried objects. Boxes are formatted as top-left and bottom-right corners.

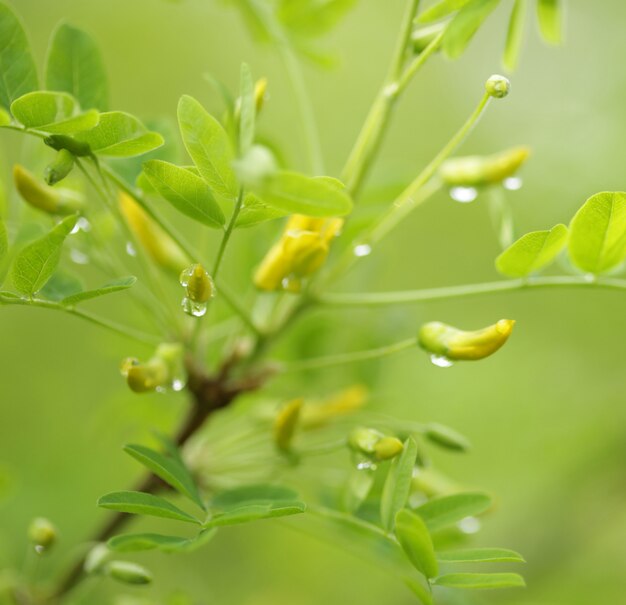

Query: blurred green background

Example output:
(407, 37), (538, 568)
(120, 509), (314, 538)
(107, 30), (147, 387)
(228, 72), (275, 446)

(1, 1), (626, 604)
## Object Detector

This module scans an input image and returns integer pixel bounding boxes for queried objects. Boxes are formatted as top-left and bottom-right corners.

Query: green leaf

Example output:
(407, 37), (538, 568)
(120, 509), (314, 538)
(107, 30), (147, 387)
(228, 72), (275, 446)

(207, 501), (306, 527)
(212, 484), (298, 509)
(0, 107), (10, 126)
(39, 270), (83, 301)
(424, 423), (471, 452)
(142, 160), (225, 228)
(108, 529), (217, 553)
(177, 95), (238, 201)
(60, 276), (136, 306)
(10, 91), (99, 134)
(11, 215), (77, 295)
(75, 111), (164, 157)
(536, 0), (562, 45)
(503, 0), (526, 71)
(0, 2), (38, 111)
(381, 437), (418, 531)
(437, 547), (525, 563)
(496, 223), (568, 277)
(394, 509), (439, 579)
(441, 0), (500, 59)
(257, 171), (353, 217)
(123, 443), (205, 510)
(404, 578), (433, 605)
(278, 0), (357, 38)
(414, 492), (492, 533)
(45, 22), (109, 111)
(418, 0), (472, 24)
(568, 192), (626, 274)
(238, 63), (255, 156)
(235, 193), (289, 228)
(98, 491), (201, 525)
(433, 572), (525, 589)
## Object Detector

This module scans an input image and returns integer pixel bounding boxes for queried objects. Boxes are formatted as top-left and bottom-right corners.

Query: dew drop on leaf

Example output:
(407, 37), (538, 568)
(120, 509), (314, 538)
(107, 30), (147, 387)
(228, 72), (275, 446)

(449, 187), (478, 203)
(126, 242), (137, 257)
(458, 516), (481, 534)
(181, 297), (207, 317)
(353, 243), (372, 257)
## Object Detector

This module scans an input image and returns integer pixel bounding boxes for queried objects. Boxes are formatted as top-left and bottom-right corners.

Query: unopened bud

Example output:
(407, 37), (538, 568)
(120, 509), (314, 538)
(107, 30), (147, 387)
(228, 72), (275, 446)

(28, 517), (57, 552)
(349, 427), (385, 455)
(485, 74), (510, 99)
(13, 165), (82, 215)
(418, 319), (516, 361)
(45, 149), (75, 185)
(43, 134), (92, 157)
(180, 264), (214, 303)
(254, 78), (268, 113)
(301, 385), (368, 428)
(373, 436), (404, 461)
(424, 423), (471, 452)
(274, 398), (303, 451)
(121, 357), (168, 393)
(105, 561), (152, 585)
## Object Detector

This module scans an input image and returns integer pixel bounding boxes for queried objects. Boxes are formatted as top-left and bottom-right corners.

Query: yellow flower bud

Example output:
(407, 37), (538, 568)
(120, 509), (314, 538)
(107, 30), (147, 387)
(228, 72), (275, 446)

(28, 517), (57, 552)
(348, 427), (385, 455)
(120, 357), (168, 393)
(301, 385), (368, 428)
(254, 77), (268, 113)
(418, 319), (516, 362)
(13, 164), (82, 215)
(440, 146), (530, 188)
(254, 214), (343, 292)
(119, 192), (189, 275)
(273, 398), (303, 451)
(180, 264), (215, 303)
(373, 436), (404, 461)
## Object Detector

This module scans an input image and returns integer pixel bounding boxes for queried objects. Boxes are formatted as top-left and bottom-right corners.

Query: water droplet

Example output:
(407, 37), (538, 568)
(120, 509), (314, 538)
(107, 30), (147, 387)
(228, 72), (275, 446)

(179, 265), (193, 287)
(155, 386), (167, 394)
(70, 223), (80, 235)
(126, 242), (137, 257)
(354, 243), (372, 257)
(458, 516), (481, 534)
(171, 378), (186, 392)
(356, 460), (377, 471)
(70, 249), (89, 265)
(503, 177), (523, 191)
(430, 354), (454, 368)
(77, 217), (92, 232)
(584, 273), (596, 283)
(280, 276), (301, 293)
(449, 187), (478, 203)
(34, 545), (44, 555)
(181, 297), (207, 317)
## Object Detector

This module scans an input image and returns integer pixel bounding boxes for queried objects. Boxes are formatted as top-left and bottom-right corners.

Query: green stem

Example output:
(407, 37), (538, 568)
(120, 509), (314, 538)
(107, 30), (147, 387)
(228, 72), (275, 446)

(317, 276), (626, 307)
(281, 337), (417, 373)
(213, 188), (244, 278)
(0, 294), (161, 346)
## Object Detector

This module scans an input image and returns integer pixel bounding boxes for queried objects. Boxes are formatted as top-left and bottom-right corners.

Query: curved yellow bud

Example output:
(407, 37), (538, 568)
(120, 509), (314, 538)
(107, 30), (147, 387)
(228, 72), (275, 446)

(373, 436), (404, 461)
(301, 384), (367, 428)
(349, 427), (403, 462)
(273, 398), (303, 451)
(440, 146), (530, 188)
(119, 192), (189, 274)
(13, 164), (82, 215)
(418, 319), (515, 361)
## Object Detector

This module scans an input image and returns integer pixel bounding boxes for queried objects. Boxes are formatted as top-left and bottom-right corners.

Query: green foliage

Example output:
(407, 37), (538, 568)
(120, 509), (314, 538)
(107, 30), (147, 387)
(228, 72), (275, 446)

(0, 2), (38, 111)
(98, 491), (202, 525)
(496, 223), (568, 277)
(394, 509), (439, 579)
(108, 529), (217, 553)
(380, 437), (418, 531)
(59, 276), (137, 306)
(10, 215), (76, 295)
(503, 0), (526, 71)
(441, 0), (500, 59)
(235, 193), (289, 227)
(45, 22), (109, 111)
(142, 160), (225, 228)
(432, 572), (525, 589)
(437, 547), (525, 563)
(568, 192), (626, 274)
(424, 423), (471, 452)
(10, 91), (99, 134)
(536, 0), (562, 44)
(75, 111), (164, 157)
(238, 62), (255, 156)
(414, 492), (492, 532)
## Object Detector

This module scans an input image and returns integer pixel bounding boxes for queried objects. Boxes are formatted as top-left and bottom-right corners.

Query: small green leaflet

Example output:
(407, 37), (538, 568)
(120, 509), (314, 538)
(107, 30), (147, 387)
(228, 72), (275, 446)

(45, 22), (109, 111)
(0, 2), (38, 112)
(496, 223), (567, 277)
(60, 276), (137, 306)
(381, 437), (417, 531)
(11, 215), (77, 295)
(503, 0), (526, 71)
(235, 193), (289, 228)
(536, 0), (562, 45)
(97, 491), (201, 525)
(108, 528), (216, 553)
(10, 91), (99, 134)
(256, 172), (353, 217)
(568, 192), (626, 275)
(414, 492), (492, 532)
(437, 547), (525, 563)
(211, 484), (299, 509)
(142, 160), (225, 229)
(74, 111), (164, 157)
(403, 578), (433, 605)
(238, 63), (255, 156)
(206, 501), (306, 527)
(433, 572), (525, 589)
(441, 0), (501, 59)
(418, 0), (472, 24)
(394, 509), (439, 579)
(177, 95), (239, 202)
(123, 443), (206, 510)
(424, 423), (471, 452)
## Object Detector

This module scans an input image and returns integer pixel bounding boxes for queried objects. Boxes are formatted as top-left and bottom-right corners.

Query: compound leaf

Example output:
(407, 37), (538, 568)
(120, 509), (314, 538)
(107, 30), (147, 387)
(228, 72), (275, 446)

(98, 491), (201, 525)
